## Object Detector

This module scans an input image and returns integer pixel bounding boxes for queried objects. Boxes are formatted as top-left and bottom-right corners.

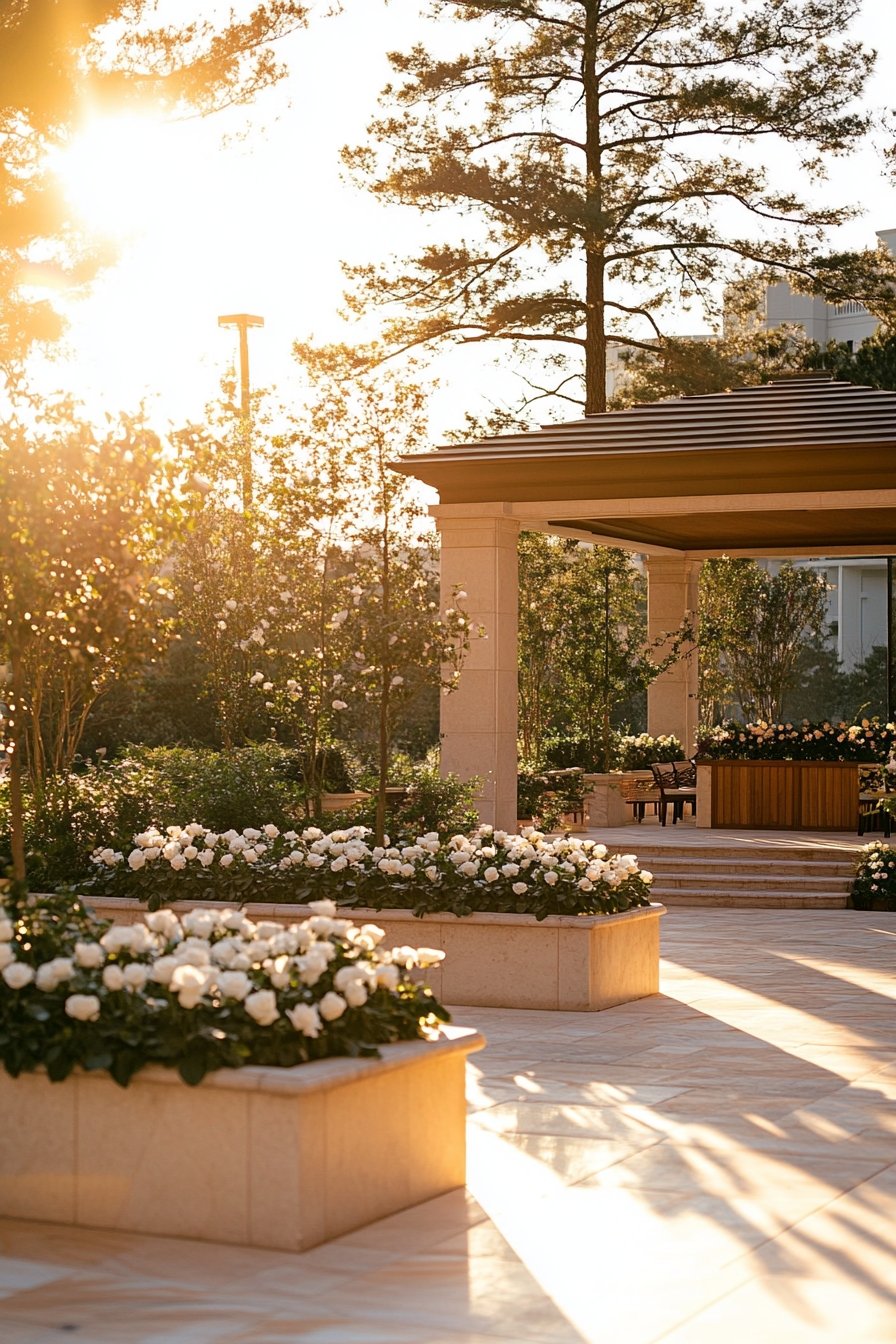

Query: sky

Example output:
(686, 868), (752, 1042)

(30, 0), (896, 439)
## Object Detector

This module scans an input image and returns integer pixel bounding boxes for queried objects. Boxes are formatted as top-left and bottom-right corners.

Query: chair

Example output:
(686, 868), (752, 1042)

(651, 762), (697, 826)
(618, 773), (660, 822)
(858, 767), (893, 837)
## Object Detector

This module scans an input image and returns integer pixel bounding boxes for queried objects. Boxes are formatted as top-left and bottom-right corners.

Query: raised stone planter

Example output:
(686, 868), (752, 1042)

(88, 897), (666, 1012)
(583, 772), (629, 826)
(0, 1025), (483, 1252)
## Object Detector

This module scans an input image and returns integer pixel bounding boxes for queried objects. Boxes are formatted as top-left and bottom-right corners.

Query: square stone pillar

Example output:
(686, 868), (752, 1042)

(435, 510), (520, 830)
(646, 556), (700, 753)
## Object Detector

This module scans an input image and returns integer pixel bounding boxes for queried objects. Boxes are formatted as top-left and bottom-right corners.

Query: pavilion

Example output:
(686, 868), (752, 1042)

(394, 374), (896, 829)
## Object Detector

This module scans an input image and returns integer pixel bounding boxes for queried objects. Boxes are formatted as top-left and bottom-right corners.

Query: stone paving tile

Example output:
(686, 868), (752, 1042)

(0, 907), (895, 1343)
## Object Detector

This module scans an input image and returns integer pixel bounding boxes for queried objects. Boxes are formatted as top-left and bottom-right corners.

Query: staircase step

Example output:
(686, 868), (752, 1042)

(636, 858), (854, 877)
(598, 836), (860, 908)
(652, 872), (850, 892)
(656, 888), (849, 909)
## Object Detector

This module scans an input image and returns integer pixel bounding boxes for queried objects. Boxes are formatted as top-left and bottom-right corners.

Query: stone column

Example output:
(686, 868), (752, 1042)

(435, 509), (520, 830)
(646, 556), (700, 753)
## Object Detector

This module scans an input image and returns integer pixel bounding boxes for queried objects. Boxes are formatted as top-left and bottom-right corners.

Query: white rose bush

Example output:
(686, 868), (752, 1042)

(850, 841), (896, 911)
(79, 823), (653, 920)
(0, 888), (448, 1087)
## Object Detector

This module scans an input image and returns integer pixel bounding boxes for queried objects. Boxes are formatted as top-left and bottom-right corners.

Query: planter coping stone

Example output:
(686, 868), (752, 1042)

(62, 1023), (483, 1097)
(79, 893), (665, 931)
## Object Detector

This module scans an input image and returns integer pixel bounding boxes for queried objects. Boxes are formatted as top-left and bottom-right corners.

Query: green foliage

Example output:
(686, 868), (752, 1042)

(519, 536), (692, 771)
(698, 559), (829, 727)
(0, 746), (307, 892)
(0, 889), (447, 1087)
(341, 0), (883, 417)
(850, 842), (896, 911)
(516, 771), (586, 830)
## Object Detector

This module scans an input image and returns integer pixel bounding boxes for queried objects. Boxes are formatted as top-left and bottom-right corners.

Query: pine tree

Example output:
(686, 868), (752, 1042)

(343, 0), (890, 416)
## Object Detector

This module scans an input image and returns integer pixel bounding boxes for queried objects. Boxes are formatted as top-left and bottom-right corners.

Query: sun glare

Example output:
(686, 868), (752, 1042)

(54, 113), (182, 242)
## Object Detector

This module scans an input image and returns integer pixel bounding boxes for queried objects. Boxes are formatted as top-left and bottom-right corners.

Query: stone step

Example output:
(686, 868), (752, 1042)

(615, 847), (859, 866)
(657, 888), (850, 909)
(635, 857), (855, 877)
(652, 871), (851, 892)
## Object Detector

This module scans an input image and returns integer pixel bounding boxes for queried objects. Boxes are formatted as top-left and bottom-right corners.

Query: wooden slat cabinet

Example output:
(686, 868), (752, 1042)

(703, 760), (859, 830)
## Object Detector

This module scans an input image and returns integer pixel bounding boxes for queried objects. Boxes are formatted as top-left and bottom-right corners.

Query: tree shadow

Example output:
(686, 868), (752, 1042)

(454, 910), (896, 1338)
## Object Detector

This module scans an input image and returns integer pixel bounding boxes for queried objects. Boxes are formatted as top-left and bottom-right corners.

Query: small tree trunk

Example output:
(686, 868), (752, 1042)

(375, 684), (389, 847)
(8, 643), (27, 888)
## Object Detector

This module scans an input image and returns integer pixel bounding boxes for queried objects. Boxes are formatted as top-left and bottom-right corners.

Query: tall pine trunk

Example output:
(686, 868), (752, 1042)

(583, 0), (606, 415)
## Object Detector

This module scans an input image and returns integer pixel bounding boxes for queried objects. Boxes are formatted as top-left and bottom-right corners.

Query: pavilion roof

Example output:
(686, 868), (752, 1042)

(393, 376), (896, 518)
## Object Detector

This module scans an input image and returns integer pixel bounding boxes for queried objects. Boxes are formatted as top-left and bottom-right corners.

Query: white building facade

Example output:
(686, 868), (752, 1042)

(760, 227), (895, 671)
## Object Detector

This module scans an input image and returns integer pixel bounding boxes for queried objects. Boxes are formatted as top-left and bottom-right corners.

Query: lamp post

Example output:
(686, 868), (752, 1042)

(218, 312), (264, 509)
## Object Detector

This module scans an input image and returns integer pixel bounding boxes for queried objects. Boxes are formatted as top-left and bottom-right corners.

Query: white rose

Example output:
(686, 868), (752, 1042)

(198, 850), (215, 867)
(415, 947), (445, 968)
(36, 957), (75, 992)
(483, 866), (499, 882)
(330, 855), (348, 873)
(286, 1002), (322, 1037)
(169, 854), (187, 871)
(122, 963), (149, 991)
(183, 845), (198, 861)
(216, 970), (252, 1000)
(102, 964), (126, 991)
(2, 961), (34, 989)
(0, 944), (14, 971)
(543, 871), (559, 886)
(268, 954), (292, 989)
(149, 954), (179, 986)
(100, 926), (137, 953)
(305, 853), (325, 869)
(263, 824), (279, 838)
(64, 994), (101, 1022)
(0, 916), (14, 942)
(220, 853), (234, 867)
(221, 909), (248, 932)
(376, 963), (400, 990)
(171, 964), (209, 1009)
(512, 882), (528, 895)
(242, 849), (258, 863)
(127, 849), (147, 870)
(343, 980), (368, 1008)
(244, 989), (280, 1026)
(144, 910), (182, 940)
(74, 941), (105, 969)
(318, 991), (347, 1021)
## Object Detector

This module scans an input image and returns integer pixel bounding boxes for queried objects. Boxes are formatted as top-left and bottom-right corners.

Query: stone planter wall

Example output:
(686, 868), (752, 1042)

(582, 772), (629, 827)
(0, 1026), (483, 1252)
(87, 897), (666, 1012)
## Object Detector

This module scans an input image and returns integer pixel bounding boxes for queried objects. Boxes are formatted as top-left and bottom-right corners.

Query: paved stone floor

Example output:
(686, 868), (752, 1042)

(1, 908), (895, 1343)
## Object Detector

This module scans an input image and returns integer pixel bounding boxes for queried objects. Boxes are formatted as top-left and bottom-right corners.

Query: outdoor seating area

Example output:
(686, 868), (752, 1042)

(2, 905), (894, 1343)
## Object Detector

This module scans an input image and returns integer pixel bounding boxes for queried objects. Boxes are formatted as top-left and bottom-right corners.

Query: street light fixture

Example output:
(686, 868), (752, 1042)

(218, 312), (264, 508)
